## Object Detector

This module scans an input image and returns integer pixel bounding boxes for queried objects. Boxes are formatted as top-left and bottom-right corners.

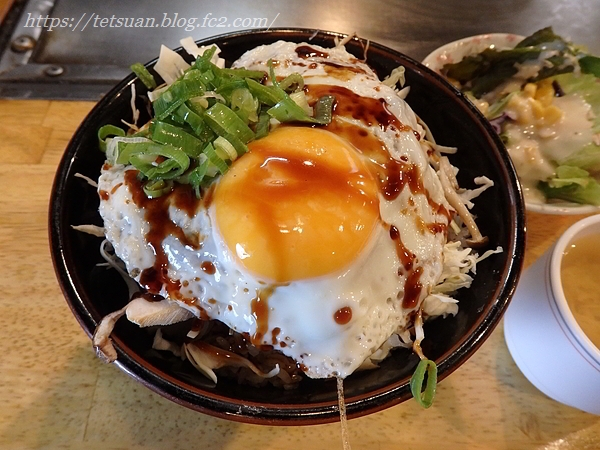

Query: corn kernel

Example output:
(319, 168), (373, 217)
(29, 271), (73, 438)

(508, 94), (533, 125)
(543, 105), (563, 125)
(531, 99), (545, 120)
(523, 83), (537, 98)
(535, 80), (555, 107)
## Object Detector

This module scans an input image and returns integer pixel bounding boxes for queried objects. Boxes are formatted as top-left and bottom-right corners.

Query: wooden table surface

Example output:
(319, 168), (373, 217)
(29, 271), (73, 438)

(1, 94), (599, 449)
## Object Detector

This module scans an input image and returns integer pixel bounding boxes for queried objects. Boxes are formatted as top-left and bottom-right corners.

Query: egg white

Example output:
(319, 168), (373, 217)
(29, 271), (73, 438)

(99, 41), (452, 379)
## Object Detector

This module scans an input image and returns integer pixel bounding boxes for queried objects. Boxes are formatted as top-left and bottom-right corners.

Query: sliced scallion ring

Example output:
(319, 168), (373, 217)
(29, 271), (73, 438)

(278, 73), (304, 93)
(203, 142), (229, 175)
(98, 125), (126, 152)
(214, 136), (238, 161)
(204, 102), (255, 144)
(143, 179), (173, 198)
(153, 70), (206, 120)
(410, 359), (437, 408)
(131, 63), (157, 89)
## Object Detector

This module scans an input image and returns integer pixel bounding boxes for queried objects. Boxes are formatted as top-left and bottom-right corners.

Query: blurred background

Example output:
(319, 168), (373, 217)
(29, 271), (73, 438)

(1, 0), (599, 99)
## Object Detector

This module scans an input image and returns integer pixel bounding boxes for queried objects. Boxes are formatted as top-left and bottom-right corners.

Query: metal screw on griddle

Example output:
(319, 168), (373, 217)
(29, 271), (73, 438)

(10, 35), (36, 53)
(44, 65), (64, 77)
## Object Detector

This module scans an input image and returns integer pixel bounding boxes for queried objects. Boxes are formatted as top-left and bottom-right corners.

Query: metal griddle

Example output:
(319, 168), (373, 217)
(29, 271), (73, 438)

(1, 0), (598, 100)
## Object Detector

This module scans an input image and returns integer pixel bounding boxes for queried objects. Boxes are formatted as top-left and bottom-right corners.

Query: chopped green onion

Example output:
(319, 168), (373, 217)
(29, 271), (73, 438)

(220, 67), (266, 80)
(100, 44), (335, 199)
(151, 120), (205, 158)
(143, 179), (173, 198)
(203, 142), (229, 175)
(186, 97), (209, 114)
(230, 88), (259, 123)
(117, 142), (190, 180)
(313, 95), (336, 124)
(278, 73), (304, 93)
(267, 96), (310, 122)
(153, 70), (206, 120)
(192, 46), (218, 72)
(131, 63), (157, 89)
(197, 70), (217, 90)
(142, 158), (184, 180)
(187, 159), (211, 197)
(216, 79), (249, 100)
(268, 94), (334, 125)
(176, 103), (215, 144)
(222, 132), (249, 157)
(290, 91), (312, 115)
(98, 125), (126, 152)
(255, 110), (271, 139)
(268, 59), (279, 88)
(246, 78), (286, 106)
(204, 102), (255, 144)
(410, 359), (437, 408)
(214, 136), (238, 161)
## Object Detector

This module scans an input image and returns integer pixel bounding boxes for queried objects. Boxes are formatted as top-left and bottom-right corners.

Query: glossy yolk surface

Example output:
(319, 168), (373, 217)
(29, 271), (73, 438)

(214, 126), (380, 282)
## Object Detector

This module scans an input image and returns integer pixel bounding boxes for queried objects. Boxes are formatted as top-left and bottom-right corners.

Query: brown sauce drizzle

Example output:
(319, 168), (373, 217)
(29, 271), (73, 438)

(389, 225), (416, 271)
(99, 190), (110, 201)
(323, 119), (389, 164)
(310, 97), (452, 234)
(381, 160), (423, 201)
(427, 222), (447, 234)
(403, 266), (423, 309)
(323, 63), (367, 81)
(306, 84), (409, 132)
(295, 45), (329, 59)
(110, 182), (123, 194)
(124, 170), (202, 294)
(389, 223), (424, 309)
(271, 327), (281, 345)
(201, 261), (216, 275)
(201, 183), (215, 209)
(334, 307), (353, 325)
(250, 286), (274, 345)
(171, 183), (201, 217)
(304, 85), (442, 210)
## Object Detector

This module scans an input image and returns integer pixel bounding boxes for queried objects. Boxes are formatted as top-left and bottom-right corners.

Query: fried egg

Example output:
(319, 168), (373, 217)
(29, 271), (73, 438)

(98, 41), (453, 379)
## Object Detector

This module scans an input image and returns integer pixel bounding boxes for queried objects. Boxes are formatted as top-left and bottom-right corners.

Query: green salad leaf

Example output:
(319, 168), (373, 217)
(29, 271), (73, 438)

(539, 165), (600, 205)
(552, 72), (600, 175)
(579, 55), (600, 77)
(441, 27), (595, 99)
(443, 47), (540, 98)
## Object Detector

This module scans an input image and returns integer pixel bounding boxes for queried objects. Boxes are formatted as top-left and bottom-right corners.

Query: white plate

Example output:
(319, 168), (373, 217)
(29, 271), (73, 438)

(423, 33), (524, 73)
(423, 33), (600, 216)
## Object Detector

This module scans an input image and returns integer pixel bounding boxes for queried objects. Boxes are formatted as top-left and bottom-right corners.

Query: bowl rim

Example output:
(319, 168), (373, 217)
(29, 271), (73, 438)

(49, 27), (526, 425)
(422, 32), (600, 216)
(551, 213), (600, 360)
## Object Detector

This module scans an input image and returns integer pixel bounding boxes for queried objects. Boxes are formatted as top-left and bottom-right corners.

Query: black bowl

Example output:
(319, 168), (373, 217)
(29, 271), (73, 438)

(49, 28), (525, 425)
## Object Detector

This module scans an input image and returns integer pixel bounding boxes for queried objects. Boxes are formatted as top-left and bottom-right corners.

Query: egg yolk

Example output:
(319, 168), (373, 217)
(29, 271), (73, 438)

(214, 126), (380, 282)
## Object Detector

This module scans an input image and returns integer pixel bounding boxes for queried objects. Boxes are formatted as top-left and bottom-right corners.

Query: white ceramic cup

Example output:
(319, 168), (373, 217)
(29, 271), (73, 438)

(504, 214), (600, 415)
